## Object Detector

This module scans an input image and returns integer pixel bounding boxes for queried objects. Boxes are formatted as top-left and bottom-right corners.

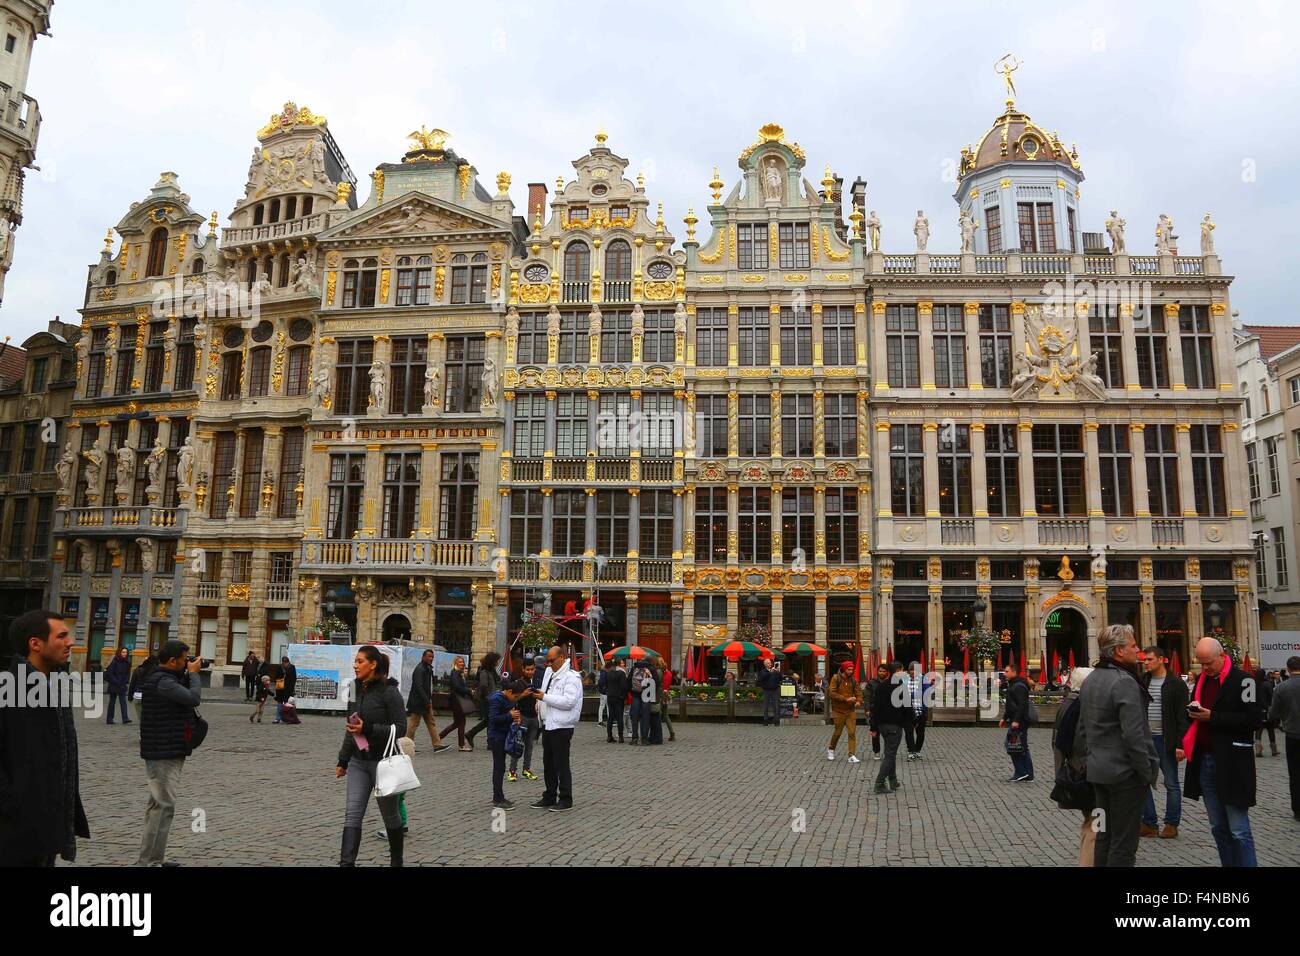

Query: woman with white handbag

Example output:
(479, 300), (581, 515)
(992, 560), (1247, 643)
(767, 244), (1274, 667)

(335, 646), (417, 867)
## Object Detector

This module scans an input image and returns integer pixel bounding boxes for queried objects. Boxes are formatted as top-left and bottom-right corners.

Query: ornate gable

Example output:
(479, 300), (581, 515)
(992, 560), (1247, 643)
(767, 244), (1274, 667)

(320, 193), (508, 242)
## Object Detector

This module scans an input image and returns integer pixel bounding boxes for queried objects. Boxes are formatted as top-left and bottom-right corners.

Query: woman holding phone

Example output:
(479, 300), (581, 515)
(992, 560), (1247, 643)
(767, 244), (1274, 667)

(336, 645), (407, 867)
(439, 655), (476, 751)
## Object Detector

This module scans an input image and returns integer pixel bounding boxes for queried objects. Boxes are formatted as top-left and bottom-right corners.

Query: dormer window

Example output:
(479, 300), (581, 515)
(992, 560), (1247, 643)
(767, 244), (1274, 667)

(569, 206), (588, 222)
(253, 204), (265, 226)
(145, 227), (168, 277)
(104, 268), (117, 287)
(191, 257), (204, 275)
(610, 205), (629, 221)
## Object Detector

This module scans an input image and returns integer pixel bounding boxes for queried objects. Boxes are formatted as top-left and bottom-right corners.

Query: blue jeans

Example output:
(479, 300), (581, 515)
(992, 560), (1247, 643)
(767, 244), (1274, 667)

(1142, 734), (1182, 827)
(106, 692), (129, 723)
(1198, 754), (1257, 867)
(628, 697), (642, 739)
(761, 689), (780, 725)
(1007, 726), (1034, 779)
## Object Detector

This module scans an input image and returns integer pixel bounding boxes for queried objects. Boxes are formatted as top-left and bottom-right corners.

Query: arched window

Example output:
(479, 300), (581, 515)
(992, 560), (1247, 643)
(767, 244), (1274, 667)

(286, 345), (311, 396)
(247, 259), (260, 287)
(285, 196), (297, 221)
(278, 253), (291, 287)
(302, 196), (314, 216)
(190, 257), (204, 275)
(145, 227), (168, 277)
(253, 204), (265, 226)
(563, 242), (590, 282)
(342, 258), (378, 309)
(104, 268), (117, 287)
(262, 256), (275, 286)
(269, 198), (281, 224)
(605, 240), (631, 281)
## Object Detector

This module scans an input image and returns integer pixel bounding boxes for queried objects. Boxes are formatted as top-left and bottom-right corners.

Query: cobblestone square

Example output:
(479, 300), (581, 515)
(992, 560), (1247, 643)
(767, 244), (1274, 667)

(71, 701), (1300, 867)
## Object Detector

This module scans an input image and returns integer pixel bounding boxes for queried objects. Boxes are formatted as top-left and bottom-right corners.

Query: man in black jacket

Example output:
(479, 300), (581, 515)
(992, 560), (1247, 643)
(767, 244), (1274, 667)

(137, 639), (202, 867)
(863, 664), (888, 760)
(1185, 638), (1262, 867)
(405, 650), (449, 753)
(241, 652), (259, 701)
(275, 655), (297, 723)
(757, 658), (781, 727)
(1140, 646), (1190, 839)
(1000, 663), (1034, 782)
(0, 610), (89, 866)
(602, 660), (630, 743)
(871, 661), (911, 793)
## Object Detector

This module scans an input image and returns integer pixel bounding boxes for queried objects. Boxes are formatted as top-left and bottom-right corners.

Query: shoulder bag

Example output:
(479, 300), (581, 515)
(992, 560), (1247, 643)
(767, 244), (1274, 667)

(374, 725), (421, 797)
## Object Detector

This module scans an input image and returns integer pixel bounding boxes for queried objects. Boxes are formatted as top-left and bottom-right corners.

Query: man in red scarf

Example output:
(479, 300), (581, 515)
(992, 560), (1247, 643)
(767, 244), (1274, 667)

(1183, 638), (1262, 867)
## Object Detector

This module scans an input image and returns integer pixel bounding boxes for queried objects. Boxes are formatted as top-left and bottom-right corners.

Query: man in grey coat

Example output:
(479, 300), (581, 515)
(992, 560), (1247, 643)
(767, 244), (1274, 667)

(1268, 655), (1300, 821)
(1078, 623), (1159, 867)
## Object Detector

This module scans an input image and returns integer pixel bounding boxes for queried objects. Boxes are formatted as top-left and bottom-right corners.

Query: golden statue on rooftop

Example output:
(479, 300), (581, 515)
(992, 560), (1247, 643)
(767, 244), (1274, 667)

(407, 126), (449, 152)
(995, 53), (1023, 103)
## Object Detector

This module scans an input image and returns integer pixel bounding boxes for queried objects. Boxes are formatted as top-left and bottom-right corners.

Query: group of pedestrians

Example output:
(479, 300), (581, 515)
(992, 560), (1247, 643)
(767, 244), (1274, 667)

(1048, 624), (1285, 868)
(598, 656), (675, 744)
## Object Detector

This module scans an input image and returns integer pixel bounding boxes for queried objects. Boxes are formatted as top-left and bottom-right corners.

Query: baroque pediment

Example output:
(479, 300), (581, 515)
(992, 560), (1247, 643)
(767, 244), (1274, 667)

(320, 192), (506, 240)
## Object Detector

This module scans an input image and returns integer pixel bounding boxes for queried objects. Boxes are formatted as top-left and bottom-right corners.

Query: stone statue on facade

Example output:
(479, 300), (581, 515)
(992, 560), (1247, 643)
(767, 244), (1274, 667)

(115, 444), (136, 496)
(176, 435), (196, 497)
(293, 253), (320, 295)
(75, 331), (90, 373)
(311, 363), (332, 407)
(505, 306), (520, 338)
(480, 357), (500, 412)
(1105, 210), (1126, 254)
(866, 210), (881, 252)
(82, 440), (105, 495)
(913, 210), (930, 252)
(1200, 214), (1216, 256)
(1080, 350), (1106, 391)
(588, 305), (602, 338)
(631, 303), (644, 338)
(75, 539), (94, 574)
(56, 439), (76, 497)
(959, 211), (977, 253)
(136, 538), (155, 574)
(762, 157), (783, 202)
(424, 364), (441, 408)
(1155, 214), (1174, 255)
(674, 302), (688, 336)
(368, 357), (387, 409)
(145, 436), (167, 491)
(547, 305), (561, 337)
(311, 140), (329, 185)
(253, 265), (274, 298)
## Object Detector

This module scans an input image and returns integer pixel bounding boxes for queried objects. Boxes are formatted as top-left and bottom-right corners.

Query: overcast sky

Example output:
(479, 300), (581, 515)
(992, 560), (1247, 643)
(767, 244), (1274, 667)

(2, 0), (1296, 344)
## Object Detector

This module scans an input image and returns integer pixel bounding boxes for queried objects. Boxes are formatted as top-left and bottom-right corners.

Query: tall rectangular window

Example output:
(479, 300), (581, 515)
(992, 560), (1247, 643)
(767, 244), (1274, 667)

(986, 206), (1002, 253)
(444, 335), (485, 413)
(334, 339), (374, 417)
(781, 487), (814, 562)
(642, 490), (674, 558)
(890, 424), (924, 516)
(238, 429), (264, 518)
(326, 453), (365, 539)
(822, 305), (855, 366)
(642, 309), (676, 363)
(778, 222), (811, 269)
(885, 305), (920, 388)
(932, 304), (967, 388)
(780, 393), (814, 458)
(1245, 442), (1260, 502)
(115, 325), (136, 395)
(1135, 309), (1170, 389)
(738, 307), (769, 367)
(32, 497), (52, 559)
(1179, 305), (1216, 389)
(738, 488), (771, 563)
(7, 497), (27, 559)
(1098, 424), (1134, 516)
(600, 312), (633, 363)
(695, 308), (727, 367)
(1144, 425), (1180, 517)
(271, 552), (295, 584)
(86, 328), (107, 398)
(395, 256), (433, 306)
(985, 424), (1020, 517)
(381, 452), (421, 539)
(1089, 305), (1124, 389)
(823, 393), (857, 458)
(515, 313), (546, 365)
(388, 336), (427, 415)
(737, 223), (769, 270)
(1256, 533), (1269, 590)
(824, 489), (859, 562)
(1017, 202), (1056, 253)
(555, 393), (589, 457)
(277, 428), (303, 518)
(979, 304), (1013, 388)
(694, 487), (728, 563)
(0, 426), (11, 474)
(220, 351), (243, 400)
(508, 490), (543, 557)
(210, 432), (236, 519)
(1067, 207), (1078, 253)
(779, 307), (812, 365)
(174, 320), (196, 391)
(597, 393), (632, 456)
(595, 491), (630, 557)
(1274, 527), (1289, 589)
(640, 393), (675, 456)
(247, 347), (270, 397)
(938, 424), (972, 516)
(144, 321), (166, 392)
(557, 311), (588, 364)
(552, 490), (585, 557)
(438, 452), (478, 540)
(1266, 436), (1282, 496)
(695, 394), (729, 458)
(513, 394), (546, 457)
(1032, 424), (1086, 516)
(19, 422), (37, 474)
(1191, 424), (1227, 517)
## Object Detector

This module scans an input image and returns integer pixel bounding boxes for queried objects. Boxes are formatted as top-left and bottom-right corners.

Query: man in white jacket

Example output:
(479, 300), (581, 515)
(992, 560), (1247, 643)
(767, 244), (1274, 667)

(531, 644), (584, 812)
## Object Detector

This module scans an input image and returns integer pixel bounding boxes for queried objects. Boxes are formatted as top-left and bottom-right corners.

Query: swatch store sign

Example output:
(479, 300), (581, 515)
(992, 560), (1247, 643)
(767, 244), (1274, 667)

(1258, 631), (1300, 672)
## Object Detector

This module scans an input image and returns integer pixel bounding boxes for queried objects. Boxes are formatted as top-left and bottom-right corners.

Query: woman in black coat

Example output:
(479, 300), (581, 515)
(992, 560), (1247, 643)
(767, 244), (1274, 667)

(336, 646), (407, 866)
(463, 652), (501, 749)
(438, 656), (476, 751)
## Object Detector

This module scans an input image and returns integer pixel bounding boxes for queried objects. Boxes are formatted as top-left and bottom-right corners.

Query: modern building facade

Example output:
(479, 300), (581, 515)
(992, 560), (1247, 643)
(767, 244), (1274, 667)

(499, 133), (684, 662)
(0, 0), (51, 304)
(1250, 328), (1300, 629)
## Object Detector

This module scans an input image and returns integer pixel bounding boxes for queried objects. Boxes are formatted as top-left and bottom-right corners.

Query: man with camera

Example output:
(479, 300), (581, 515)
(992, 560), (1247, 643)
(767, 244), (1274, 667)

(137, 639), (205, 867)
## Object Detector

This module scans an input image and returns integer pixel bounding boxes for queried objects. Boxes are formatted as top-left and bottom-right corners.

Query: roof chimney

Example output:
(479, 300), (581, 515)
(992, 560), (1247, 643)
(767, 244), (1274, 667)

(527, 182), (548, 224)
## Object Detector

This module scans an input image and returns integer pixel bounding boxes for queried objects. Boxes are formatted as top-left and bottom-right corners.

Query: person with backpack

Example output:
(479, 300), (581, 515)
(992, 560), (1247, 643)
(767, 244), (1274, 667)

(602, 660), (629, 743)
(463, 652), (502, 750)
(128, 654), (157, 724)
(137, 639), (205, 867)
(1050, 666), (1096, 866)
(1000, 661), (1035, 783)
(487, 679), (528, 810)
(826, 660), (861, 763)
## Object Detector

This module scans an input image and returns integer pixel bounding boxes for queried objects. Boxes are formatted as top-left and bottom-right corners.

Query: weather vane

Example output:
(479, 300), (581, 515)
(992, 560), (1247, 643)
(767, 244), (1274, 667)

(995, 53), (1023, 102)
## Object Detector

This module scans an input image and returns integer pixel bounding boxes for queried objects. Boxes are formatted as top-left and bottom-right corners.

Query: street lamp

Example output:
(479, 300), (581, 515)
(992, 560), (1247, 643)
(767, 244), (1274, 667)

(1208, 601), (1223, 630)
(972, 596), (987, 627)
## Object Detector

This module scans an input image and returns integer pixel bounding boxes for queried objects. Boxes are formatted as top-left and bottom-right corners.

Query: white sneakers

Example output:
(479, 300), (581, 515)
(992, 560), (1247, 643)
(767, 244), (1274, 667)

(848, 755), (861, 764)
(827, 749), (835, 761)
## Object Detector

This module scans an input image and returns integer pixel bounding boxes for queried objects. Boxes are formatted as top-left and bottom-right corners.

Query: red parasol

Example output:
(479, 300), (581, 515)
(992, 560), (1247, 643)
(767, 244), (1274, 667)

(1068, 648), (1076, 670)
(886, 644), (894, 664)
(962, 648), (970, 672)
(1171, 649), (1182, 677)
(1019, 651), (1027, 678)
(853, 642), (863, 681)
